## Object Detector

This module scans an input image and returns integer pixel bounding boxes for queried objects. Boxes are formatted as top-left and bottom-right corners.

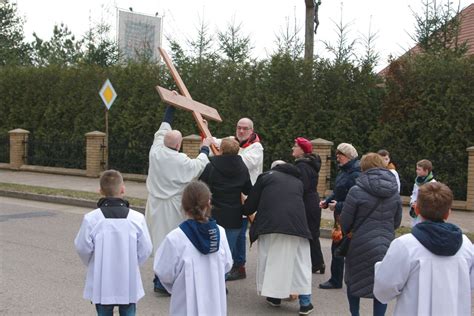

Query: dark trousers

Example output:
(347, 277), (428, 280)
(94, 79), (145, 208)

(95, 303), (136, 316)
(329, 240), (344, 287)
(306, 205), (324, 267)
(347, 292), (387, 316)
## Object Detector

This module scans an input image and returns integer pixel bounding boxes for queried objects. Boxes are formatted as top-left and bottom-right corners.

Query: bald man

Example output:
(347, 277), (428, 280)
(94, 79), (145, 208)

(227, 117), (264, 281)
(145, 106), (213, 294)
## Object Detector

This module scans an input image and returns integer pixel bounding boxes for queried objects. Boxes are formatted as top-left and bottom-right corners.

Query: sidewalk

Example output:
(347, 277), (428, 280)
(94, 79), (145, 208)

(1, 169), (472, 233)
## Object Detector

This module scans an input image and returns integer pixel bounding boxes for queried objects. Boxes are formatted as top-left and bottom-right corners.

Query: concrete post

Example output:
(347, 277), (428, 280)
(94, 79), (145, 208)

(8, 128), (30, 169)
(85, 131), (106, 177)
(182, 134), (201, 158)
(312, 138), (334, 198)
(466, 147), (474, 211)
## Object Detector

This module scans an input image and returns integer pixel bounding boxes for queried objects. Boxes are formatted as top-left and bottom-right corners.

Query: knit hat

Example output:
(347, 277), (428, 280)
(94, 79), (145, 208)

(337, 143), (358, 159)
(295, 137), (312, 154)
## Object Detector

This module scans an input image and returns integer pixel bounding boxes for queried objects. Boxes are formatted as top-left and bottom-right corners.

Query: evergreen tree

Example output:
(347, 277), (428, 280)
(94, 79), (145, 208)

(0, 1), (31, 66)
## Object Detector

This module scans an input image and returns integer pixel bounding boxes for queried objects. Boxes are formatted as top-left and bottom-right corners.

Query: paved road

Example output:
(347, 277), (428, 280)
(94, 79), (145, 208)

(1, 170), (473, 233)
(0, 197), (401, 315)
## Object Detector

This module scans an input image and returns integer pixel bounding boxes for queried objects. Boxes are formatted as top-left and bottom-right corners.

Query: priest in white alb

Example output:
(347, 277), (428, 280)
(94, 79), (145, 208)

(145, 105), (213, 294)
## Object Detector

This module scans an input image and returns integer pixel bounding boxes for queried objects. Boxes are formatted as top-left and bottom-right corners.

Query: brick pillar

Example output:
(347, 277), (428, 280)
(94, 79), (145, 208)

(312, 138), (334, 198)
(85, 131), (106, 177)
(466, 147), (474, 211)
(8, 128), (30, 169)
(182, 134), (201, 158)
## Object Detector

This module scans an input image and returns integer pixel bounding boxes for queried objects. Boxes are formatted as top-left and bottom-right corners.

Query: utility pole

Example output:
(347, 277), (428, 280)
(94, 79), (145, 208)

(304, 0), (321, 61)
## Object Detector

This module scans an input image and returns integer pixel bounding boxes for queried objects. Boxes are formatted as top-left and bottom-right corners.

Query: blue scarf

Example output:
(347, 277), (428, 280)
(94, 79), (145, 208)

(179, 219), (220, 254)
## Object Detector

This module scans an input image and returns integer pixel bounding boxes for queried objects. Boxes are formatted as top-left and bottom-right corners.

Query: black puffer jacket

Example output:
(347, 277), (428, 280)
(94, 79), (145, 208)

(295, 153), (321, 211)
(199, 155), (252, 229)
(340, 167), (402, 298)
(244, 163), (312, 243)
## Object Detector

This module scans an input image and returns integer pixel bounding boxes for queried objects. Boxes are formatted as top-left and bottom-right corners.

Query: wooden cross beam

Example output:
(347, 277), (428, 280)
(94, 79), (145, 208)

(156, 47), (221, 154)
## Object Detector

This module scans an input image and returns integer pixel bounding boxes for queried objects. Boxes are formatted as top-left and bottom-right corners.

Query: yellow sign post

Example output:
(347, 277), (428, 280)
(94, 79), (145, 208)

(99, 79), (117, 170)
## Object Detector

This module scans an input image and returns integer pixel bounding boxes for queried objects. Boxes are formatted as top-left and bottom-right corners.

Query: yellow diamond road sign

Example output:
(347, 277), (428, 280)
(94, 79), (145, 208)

(99, 79), (117, 110)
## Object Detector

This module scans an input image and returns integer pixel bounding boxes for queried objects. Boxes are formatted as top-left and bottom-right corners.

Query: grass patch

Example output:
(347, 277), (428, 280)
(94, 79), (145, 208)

(0, 182), (146, 207)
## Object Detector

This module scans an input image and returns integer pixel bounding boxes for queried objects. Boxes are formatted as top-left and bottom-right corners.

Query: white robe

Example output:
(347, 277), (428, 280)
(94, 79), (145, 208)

(154, 225), (233, 316)
(257, 233), (312, 298)
(145, 122), (209, 253)
(239, 142), (264, 185)
(74, 208), (152, 304)
(374, 233), (474, 316)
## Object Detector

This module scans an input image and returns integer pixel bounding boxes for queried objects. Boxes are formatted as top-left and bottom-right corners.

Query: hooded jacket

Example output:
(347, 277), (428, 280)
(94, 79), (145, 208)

(244, 163), (312, 243)
(179, 219), (220, 254)
(412, 220), (463, 256)
(340, 167), (403, 298)
(199, 155), (252, 229)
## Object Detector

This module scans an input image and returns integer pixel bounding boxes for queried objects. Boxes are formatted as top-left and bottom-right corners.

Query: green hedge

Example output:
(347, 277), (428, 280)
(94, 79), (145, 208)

(1, 53), (473, 199)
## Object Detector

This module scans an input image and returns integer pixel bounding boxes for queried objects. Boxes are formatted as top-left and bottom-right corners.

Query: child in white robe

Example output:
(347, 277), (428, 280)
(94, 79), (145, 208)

(74, 170), (152, 316)
(374, 182), (474, 316)
(154, 181), (233, 316)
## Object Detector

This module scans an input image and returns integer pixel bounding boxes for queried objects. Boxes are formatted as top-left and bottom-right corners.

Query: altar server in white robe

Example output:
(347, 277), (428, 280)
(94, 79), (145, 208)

(154, 181), (233, 316)
(374, 182), (474, 316)
(75, 170), (152, 315)
(243, 161), (315, 315)
(146, 105), (213, 293)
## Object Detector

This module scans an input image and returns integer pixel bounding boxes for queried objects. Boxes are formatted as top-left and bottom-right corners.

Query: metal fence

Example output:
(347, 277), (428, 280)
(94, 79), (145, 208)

(27, 136), (86, 169)
(108, 138), (151, 175)
(0, 135), (8, 163)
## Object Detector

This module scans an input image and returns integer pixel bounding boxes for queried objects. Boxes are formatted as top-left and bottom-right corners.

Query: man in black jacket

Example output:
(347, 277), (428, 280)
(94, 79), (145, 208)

(199, 137), (252, 272)
(244, 162), (314, 315)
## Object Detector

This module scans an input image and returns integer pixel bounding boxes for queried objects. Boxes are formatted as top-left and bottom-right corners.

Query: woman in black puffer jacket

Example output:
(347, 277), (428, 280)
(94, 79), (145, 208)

(292, 137), (325, 274)
(340, 153), (402, 316)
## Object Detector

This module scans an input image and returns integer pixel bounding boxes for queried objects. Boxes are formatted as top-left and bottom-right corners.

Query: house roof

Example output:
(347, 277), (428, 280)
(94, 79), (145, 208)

(378, 3), (474, 77)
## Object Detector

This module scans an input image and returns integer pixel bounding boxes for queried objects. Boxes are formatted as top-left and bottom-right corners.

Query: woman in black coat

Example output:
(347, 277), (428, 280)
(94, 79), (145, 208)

(292, 137), (325, 274)
(340, 153), (402, 316)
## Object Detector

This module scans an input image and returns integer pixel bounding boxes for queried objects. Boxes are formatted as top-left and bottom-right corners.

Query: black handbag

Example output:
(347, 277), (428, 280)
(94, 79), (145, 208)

(334, 196), (385, 258)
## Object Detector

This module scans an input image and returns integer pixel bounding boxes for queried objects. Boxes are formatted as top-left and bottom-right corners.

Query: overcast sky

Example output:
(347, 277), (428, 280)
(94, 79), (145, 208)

(15, 0), (474, 71)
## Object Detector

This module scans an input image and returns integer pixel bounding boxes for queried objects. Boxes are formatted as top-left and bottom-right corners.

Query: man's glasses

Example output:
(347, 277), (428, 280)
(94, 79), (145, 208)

(236, 126), (251, 131)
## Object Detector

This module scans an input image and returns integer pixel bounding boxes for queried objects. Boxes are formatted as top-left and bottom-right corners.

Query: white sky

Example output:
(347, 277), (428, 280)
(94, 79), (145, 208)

(15, 0), (474, 71)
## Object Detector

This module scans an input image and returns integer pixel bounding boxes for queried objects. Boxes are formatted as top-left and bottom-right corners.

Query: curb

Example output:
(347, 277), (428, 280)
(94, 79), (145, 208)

(0, 189), (333, 238)
(0, 190), (146, 214)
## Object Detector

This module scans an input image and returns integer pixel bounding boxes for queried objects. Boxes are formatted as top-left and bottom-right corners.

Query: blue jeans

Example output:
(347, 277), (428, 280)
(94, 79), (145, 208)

(347, 292), (387, 316)
(329, 240), (344, 287)
(95, 303), (136, 316)
(234, 218), (248, 266)
(299, 294), (312, 307)
(225, 228), (241, 261)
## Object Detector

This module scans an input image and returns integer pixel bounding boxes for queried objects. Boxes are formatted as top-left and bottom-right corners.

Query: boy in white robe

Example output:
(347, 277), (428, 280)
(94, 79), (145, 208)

(374, 182), (474, 316)
(75, 170), (152, 316)
(154, 181), (233, 316)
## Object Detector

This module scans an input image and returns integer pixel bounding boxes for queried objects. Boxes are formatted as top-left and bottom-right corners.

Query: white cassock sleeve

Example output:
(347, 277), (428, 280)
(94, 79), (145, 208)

(240, 144), (263, 172)
(153, 236), (180, 293)
(373, 238), (411, 304)
(74, 217), (94, 266)
(471, 243), (474, 290)
(137, 216), (153, 266)
(220, 228), (234, 274)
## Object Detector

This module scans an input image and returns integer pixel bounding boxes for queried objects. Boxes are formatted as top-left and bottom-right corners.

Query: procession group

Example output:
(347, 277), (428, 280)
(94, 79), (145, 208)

(74, 105), (473, 316)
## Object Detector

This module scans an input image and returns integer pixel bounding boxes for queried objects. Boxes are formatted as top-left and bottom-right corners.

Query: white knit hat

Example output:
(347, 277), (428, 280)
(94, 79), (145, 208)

(337, 143), (358, 160)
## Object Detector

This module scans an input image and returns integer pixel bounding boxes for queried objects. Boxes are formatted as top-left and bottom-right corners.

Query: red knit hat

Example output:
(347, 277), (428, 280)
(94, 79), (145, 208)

(295, 137), (312, 154)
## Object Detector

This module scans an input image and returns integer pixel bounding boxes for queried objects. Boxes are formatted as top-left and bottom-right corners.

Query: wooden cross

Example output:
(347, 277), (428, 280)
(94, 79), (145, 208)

(156, 48), (221, 154)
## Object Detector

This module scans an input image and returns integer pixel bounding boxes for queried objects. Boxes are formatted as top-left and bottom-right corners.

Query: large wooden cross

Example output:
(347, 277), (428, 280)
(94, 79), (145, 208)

(156, 48), (221, 154)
